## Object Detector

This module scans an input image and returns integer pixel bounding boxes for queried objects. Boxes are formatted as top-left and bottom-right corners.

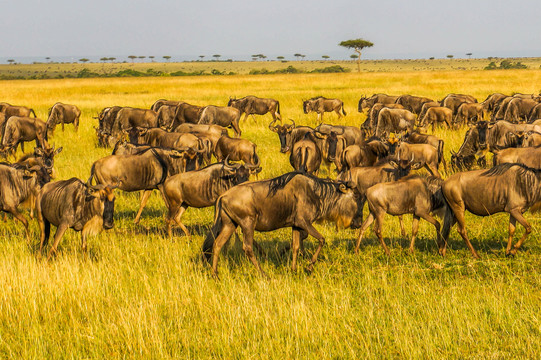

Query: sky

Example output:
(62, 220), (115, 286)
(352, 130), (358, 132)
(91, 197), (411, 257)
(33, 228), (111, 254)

(1, 0), (541, 62)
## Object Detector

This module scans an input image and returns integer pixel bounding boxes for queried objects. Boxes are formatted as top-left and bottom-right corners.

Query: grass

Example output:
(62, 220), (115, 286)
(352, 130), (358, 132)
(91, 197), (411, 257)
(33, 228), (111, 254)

(1, 67), (541, 358)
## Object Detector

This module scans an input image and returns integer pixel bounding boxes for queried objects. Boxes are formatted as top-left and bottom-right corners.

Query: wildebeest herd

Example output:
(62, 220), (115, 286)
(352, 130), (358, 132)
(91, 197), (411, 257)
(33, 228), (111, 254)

(1, 92), (541, 277)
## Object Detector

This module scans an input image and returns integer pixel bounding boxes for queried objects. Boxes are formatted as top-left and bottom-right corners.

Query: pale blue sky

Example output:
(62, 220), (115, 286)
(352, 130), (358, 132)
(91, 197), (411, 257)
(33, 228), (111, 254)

(1, 0), (540, 62)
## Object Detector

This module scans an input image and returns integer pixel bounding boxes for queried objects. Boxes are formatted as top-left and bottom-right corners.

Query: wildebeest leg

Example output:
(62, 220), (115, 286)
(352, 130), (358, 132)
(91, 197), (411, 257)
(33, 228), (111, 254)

(47, 222), (69, 260)
(240, 223), (267, 278)
(211, 216), (237, 279)
(409, 215), (420, 253)
(173, 205), (190, 238)
(8, 208), (30, 241)
(454, 207), (480, 259)
(355, 213), (374, 254)
(291, 228), (302, 272)
(374, 211), (391, 256)
(39, 218), (51, 257)
(398, 215), (406, 237)
(302, 223), (325, 273)
(505, 215), (517, 257)
(134, 190), (152, 224)
(20, 141), (24, 154)
(74, 115), (80, 132)
(507, 210), (532, 256)
(417, 212), (441, 253)
(335, 109), (342, 119)
(425, 164), (442, 179)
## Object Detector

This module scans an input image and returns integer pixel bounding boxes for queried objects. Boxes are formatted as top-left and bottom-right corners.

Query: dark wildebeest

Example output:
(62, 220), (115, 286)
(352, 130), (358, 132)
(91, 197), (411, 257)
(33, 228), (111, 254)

(202, 172), (363, 277)
(228, 96), (281, 123)
(2, 116), (48, 155)
(95, 106), (123, 147)
(419, 106), (453, 131)
(89, 147), (196, 224)
(402, 131), (446, 172)
(336, 137), (399, 173)
(174, 123), (228, 156)
(172, 102), (203, 128)
(362, 103), (404, 134)
(375, 108), (416, 137)
(303, 97), (346, 121)
(37, 178), (117, 260)
(395, 95), (434, 115)
(504, 98), (539, 123)
(162, 159), (253, 237)
(529, 103), (541, 122)
(355, 175), (445, 255)
(440, 94), (477, 115)
(198, 105), (241, 137)
(358, 94), (399, 113)
(397, 142), (443, 178)
(314, 124), (365, 164)
(112, 107), (158, 134)
(450, 124), (488, 171)
(0, 163), (50, 238)
(289, 132), (322, 174)
(521, 131), (541, 147)
(215, 133), (261, 168)
(492, 146), (541, 168)
(338, 155), (422, 237)
(441, 163), (541, 258)
(492, 96), (514, 121)
(454, 103), (485, 126)
(486, 121), (541, 151)
(0, 104), (37, 119)
(150, 99), (184, 112)
(46, 102), (81, 135)
(268, 119), (314, 153)
(156, 104), (182, 130)
(418, 101), (441, 120)
(481, 93), (508, 114)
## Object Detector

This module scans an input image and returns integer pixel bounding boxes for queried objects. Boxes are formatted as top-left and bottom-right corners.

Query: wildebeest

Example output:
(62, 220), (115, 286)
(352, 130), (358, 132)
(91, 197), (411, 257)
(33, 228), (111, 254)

(112, 107), (158, 134)
(441, 163), (541, 258)
(89, 147), (196, 224)
(454, 103), (485, 126)
(402, 131), (446, 171)
(2, 116), (48, 155)
(37, 178), (117, 260)
(228, 96), (281, 123)
(215, 133), (261, 168)
(481, 93), (508, 114)
(355, 175), (445, 255)
(156, 104), (182, 130)
(450, 124), (488, 171)
(529, 103), (541, 122)
(397, 142), (443, 178)
(440, 94), (477, 115)
(303, 97), (346, 121)
(358, 94), (399, 112)
(336, 137), (398, 173)
(95, 106), (123, 147)
(492, 96), (514, 121)
(202, 172), (363, 277)
(0, 163), (50, 238)
(418, 101), (441, 120)
(492, 146), (541, 168)
(419, 106), (453, 131)
(289, 132), (322, 174)
(395, 95), (434, 114)
(46, 102), (81, 135)
(375, 108), (416, 137)
(198, 105), (241, 137)
(16, 145), (63, 177)
(503, 98), (539, 123)
(521, 131), (541, 147)
(362, 103), (404, 134)
(172, 102), (203, 128)
(162, 159), (252, 237)
(268, 119), (314, 153)
(150, 99), (184, 112)
(0, 104), (37, 119)
(174, 123), (228, 156)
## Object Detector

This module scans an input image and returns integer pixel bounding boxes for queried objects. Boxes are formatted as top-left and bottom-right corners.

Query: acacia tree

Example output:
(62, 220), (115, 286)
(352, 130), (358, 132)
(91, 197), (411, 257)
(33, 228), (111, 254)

(339, 38), (373, 72)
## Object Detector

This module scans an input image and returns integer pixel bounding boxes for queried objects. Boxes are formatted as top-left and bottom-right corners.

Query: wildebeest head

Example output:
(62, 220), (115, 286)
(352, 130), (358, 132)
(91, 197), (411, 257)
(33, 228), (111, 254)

(84, 183), (117, 230)
(127, 126), (148, 145)
(22, 164), (51, 187)
(333, 181), (364, 229)
(388, 153), (422, 178)
(302, 100), (313, 114)
(33, 145), (63, 176)
(227, 97), (237, 108)
(269, 119), (295, 152)
(357, 96), (368, 112)
(475, 121), (489, 150)
(222, 156), (252, 184)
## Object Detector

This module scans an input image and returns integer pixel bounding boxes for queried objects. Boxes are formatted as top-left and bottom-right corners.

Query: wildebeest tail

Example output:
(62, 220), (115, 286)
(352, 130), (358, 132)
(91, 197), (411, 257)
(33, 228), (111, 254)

(341, 103), (347, 116)
(87, 163), (96, 186)
(276, 101), (281, 115)
(202, 197), (224, 262)
(30, 108), (37, 118)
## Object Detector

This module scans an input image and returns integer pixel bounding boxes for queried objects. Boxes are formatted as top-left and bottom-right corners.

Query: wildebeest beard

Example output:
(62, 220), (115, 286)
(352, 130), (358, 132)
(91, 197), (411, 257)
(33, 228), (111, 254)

(103, 198), (115, 229)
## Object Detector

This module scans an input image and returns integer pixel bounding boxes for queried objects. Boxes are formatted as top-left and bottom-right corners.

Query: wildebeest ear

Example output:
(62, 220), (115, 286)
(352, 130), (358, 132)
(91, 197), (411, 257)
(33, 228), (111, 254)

(338, 183), (348, 193)
(313, 131), (326, 139)
(389, 160), (399, 169)
(411, 162), (423, 170)
(34, 147), (43, 156)
(55, 147), (63, 155)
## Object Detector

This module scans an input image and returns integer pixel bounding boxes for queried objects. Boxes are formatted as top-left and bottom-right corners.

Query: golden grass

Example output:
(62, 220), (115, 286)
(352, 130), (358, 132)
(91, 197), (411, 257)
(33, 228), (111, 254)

(0, 69), (541, 358)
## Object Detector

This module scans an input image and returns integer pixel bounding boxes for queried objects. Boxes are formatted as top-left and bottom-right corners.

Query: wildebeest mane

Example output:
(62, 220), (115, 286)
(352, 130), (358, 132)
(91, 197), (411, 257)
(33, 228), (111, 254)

(267, 171), (342, 198)
(482, 162), (541, 177)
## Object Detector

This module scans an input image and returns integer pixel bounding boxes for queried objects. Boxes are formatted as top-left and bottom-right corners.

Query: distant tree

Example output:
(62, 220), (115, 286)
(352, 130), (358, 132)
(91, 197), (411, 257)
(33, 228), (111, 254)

(429, 57), (435, 60)
(138, 56), (146, 62)
(163, 56), (171, 62)
(294, 53), (302, 60)
(128, 55), (137, 63)
(350, 54), (357, 59)
(79, 58), (89, 64)
(447, 54), (454, 59)
(300, 55), (306, 60)
(213, 54), (221, 61)
(100, 57), (108, 63)
(466, 53), (472, 59)
(45, 57), (51, 62)
(149, 56), (155, 62)
(322, 55), (330, 60)
(199, 55), (205, 61)
(7, 59), (15, 65)
(339, 38), (374, 72)
(277, 56), (285, 60)
(108, 57), (116, 63)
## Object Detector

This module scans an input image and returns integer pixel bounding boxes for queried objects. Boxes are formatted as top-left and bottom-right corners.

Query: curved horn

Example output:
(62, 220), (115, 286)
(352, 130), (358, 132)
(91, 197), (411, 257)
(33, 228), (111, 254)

(247, 155), (261, 168)
(224, 155), (241, 169)
(288, 118), (296, 128)
(410, 153), (414, 163)
(268, 119), (279, 132)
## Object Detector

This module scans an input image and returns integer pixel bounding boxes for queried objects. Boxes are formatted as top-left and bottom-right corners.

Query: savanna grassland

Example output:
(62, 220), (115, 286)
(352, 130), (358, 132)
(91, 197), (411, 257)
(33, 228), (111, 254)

(1, 66), (541, 359)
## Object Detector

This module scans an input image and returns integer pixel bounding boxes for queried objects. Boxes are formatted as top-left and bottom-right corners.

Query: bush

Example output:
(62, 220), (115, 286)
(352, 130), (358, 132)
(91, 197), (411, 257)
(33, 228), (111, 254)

(485, 60), (528, 70)
(311, 65), (350, 73)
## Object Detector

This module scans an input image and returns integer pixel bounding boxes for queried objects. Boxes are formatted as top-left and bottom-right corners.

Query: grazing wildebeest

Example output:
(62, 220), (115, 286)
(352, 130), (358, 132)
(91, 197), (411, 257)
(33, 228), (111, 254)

(336, 138), (398, 173)
(173, 123), (228, 156)
(418, 101), (441, 120)
(89, 147), (196, 224)
(46, 102), (81, 134)
(315, 123), (365, 146)
(303, 97), (346, 121)
(450, 124), (488, 171)
(375, 108), (416, 137)
(202, 172), (363, 277)
(112, 107), (158, 134)
(355, 175), (445, 254)
(198, 105), (242, 137)
(441, 163), (541, 258)
(504, 98), (539, 123)
(172, 102), (203, 128)
(402, 131), (446, 171)
(0, 163), (50, 238)
(440, 94), (476, 115)
(37, 178), (117, 260)
(397, 142), (443, 178)
(215, 133), (260, 168)
(156, 104), (181, 130)
(492, 146), (541, 168)
(0, 104), (37, 119)
(521, 131), (541, 147)
(358, 94), (399, 112)
(228, 96), (281, 123)
(95, 106), (123, 147)
(2, 116), (48, 155)
(162, 159), (253, 237)
(150, 99), (184, 112)
(395, 95), (434, 114)
(529, 103), (541, 122)
(454, 103), (485, 126)
(419, 106), (453, 131)
(362, 103), (404, 134)
(268, 119), (314, 153)
(289, 132), (322, 174)
(492, 96), (514, 121)
(481, 93), (508, 114)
